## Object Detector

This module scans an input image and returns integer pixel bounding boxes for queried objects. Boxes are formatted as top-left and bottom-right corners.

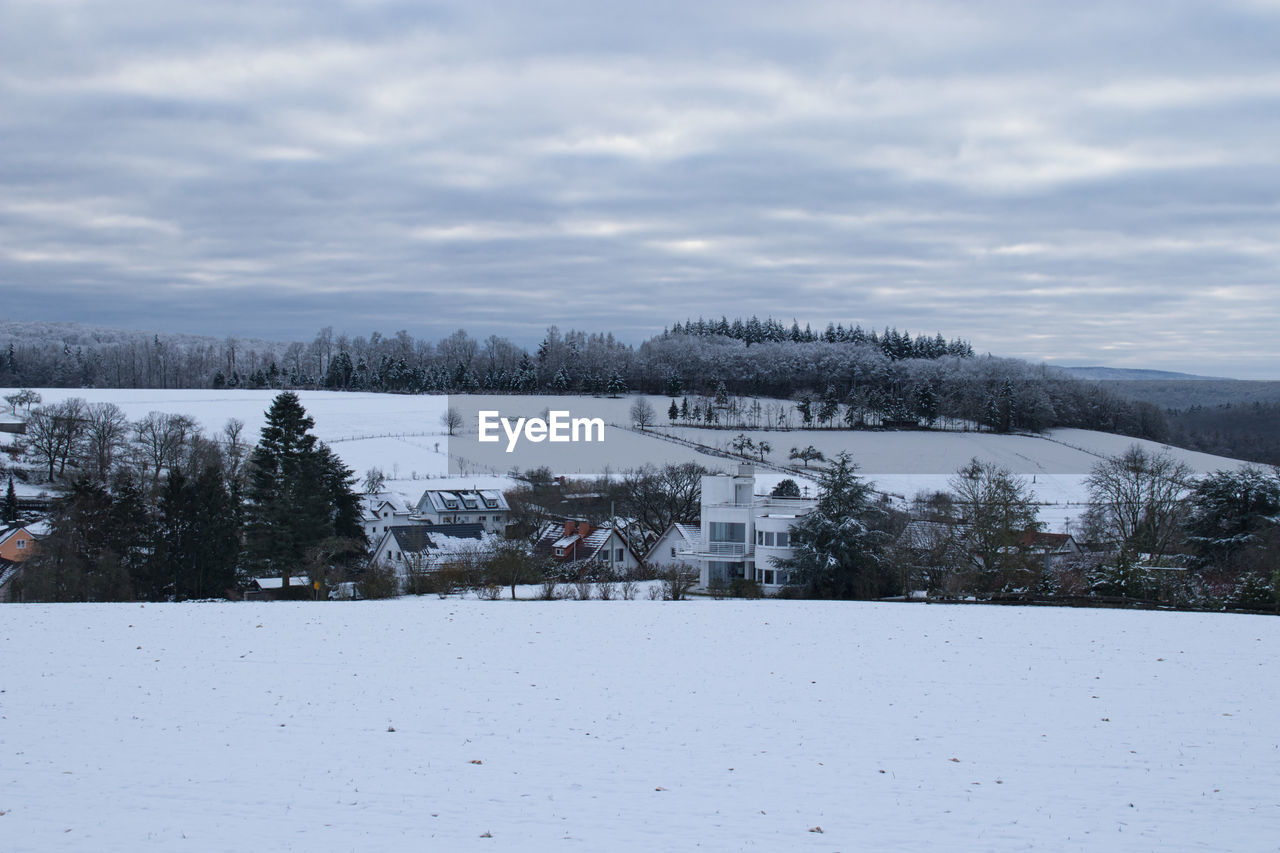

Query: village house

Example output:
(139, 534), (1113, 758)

(372, 522), (488, 569)
(532, 519), (643, 576)
(412, 488), (510, 534)
(676, 463), (817, 590)
(0, 522), (46, 563)
(643, 522), (702, 573)
(360, 492), (418, 542)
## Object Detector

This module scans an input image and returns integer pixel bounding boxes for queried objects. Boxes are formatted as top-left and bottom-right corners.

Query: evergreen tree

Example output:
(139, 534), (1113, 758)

(668, 399), (679, 424)
(243, 393), (366, 592)
(774, 452), (890, 598)
(3, 474), (16, 524)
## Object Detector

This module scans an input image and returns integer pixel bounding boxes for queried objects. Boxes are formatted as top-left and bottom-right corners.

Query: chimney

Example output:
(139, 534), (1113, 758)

(577, 521), (593, 537)
(563, 521), (576, 538)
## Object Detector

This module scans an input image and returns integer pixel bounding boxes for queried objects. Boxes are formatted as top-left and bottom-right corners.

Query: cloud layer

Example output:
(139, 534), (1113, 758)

(3, 0), (1278, 376)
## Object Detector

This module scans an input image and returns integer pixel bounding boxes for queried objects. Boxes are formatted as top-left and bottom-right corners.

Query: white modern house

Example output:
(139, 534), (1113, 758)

(412, 489), (509, 534)
(678, 463), (816, 590)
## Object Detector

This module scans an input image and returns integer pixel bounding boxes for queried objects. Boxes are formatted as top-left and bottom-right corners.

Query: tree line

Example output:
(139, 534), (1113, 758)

(776, 447), (1280, 612)
(2, 320), (1169, 442)
(10, 393), (365, 602)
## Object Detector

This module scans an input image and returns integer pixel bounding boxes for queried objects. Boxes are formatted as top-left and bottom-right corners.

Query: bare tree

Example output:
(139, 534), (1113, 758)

(441, 406), (463, 436)
(789, 445), (824, 469)
(134, 411), (197, 490)
(363, 466), (387, 495)
(948, 458), (1041, 592)
(620, 462), (705, 538)
(84, 402), (129, 483)
(1084, 446), (1193, 562)
(222, 418), (247, 481)
(661, 562), (698, 600)
(629, 399), (656, 430)
(25, 398), (87, 481)
(5, 389), (40, 415)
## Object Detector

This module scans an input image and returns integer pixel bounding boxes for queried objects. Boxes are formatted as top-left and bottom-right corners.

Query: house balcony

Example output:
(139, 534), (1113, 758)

(679, 542), (752, 559)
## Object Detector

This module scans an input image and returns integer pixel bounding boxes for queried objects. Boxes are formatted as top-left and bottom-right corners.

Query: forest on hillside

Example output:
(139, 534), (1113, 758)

(0, 318), (1172, 443)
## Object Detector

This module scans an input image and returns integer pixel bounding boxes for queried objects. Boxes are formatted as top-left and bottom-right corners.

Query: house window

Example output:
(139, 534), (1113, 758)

(616, 548), (624, 562)
(709, 522), (745, 542)
(776, 531), (790, 547)
(478, 516), (486, 522)
(670, 546), (677, 558)
(555, 547), (565, 557)
(16, 539), (26, 550)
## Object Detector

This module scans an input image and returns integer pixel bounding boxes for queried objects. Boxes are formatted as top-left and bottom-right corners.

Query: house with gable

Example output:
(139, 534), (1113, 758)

(532, 519), (643, 576)
(360, 491), (418, 543)
(0, 522), (46, 563)
(643, 522), (702, 573)
(372, 523), (494, 592)
(412, 488), (510, 534)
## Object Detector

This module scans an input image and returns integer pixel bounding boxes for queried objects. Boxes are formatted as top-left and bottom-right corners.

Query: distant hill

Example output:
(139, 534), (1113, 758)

(1057, 366), (1228, 381)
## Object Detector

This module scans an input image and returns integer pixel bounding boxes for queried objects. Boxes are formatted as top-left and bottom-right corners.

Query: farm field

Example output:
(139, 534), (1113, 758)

(2, 599), (1277, 852)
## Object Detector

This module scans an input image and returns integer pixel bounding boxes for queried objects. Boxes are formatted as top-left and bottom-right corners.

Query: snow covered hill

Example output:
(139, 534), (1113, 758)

(8, 389), (1253, 532)
(3, 599), (1276, 852)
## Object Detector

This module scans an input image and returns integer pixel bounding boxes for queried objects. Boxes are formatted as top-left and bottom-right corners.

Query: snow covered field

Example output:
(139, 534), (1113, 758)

(3, 599), (1277, 852)
(10, 389), (1251, 528)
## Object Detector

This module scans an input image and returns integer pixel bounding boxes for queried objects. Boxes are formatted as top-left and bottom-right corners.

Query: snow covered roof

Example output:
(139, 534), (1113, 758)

(643, 522), (702, 563)
(385, 523), (486, 556)
(0, 559), (19, 589)
(252, 577), (311, 589)
(533, 520), (631, 565)
(898, 520), (968, 549)
(416, 489), (510, 515)
(360, 491), (416, 521)
(0, 524), (46, 548)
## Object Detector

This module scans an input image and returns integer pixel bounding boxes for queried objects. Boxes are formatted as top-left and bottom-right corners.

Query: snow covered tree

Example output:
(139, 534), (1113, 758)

(1183, 466), (1280, 580)
(773, 452), (891, 598)
(771, 478), (801, 498)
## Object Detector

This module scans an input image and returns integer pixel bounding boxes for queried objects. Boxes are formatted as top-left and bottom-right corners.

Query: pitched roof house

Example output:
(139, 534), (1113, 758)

(532, 520), (643, 576)
(0, 523), (46, 563)
(360, 491), (418, 542)
(413, 489), (510, 534)
(372, 523), (488, 568)
(643, 522), (701, 571)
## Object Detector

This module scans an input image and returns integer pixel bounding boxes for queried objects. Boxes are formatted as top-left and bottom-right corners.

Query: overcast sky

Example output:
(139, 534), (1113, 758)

(2, 1), (1279, 377)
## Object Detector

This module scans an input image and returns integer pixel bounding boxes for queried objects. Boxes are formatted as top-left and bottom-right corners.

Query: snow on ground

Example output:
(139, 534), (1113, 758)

(9, 389), (1252, 524)
(3, 599), (1277, 852)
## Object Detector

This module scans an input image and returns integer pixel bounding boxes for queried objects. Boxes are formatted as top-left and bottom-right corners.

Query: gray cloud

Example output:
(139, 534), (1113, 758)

(2, 0), (1278, 376)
